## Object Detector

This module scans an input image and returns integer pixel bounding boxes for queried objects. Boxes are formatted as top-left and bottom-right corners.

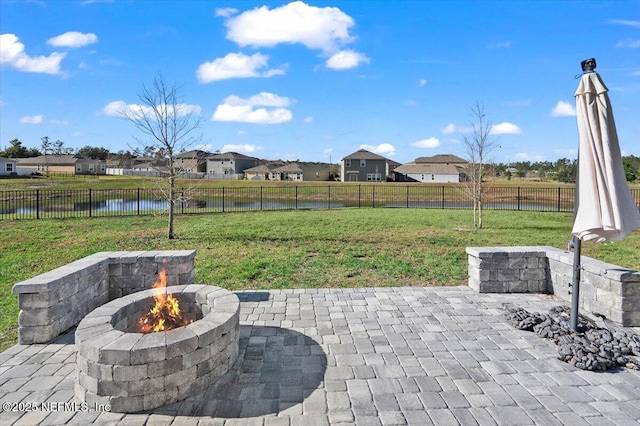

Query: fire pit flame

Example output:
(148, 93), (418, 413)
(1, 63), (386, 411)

(138, 265), (191, 333)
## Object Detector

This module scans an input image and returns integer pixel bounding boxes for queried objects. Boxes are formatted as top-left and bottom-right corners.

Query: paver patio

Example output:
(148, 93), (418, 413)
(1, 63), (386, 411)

(1, 286), (640, 425)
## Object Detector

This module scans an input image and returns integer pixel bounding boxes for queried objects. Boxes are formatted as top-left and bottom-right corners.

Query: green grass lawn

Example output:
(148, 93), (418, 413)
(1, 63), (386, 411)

(1, 207), (639, 351)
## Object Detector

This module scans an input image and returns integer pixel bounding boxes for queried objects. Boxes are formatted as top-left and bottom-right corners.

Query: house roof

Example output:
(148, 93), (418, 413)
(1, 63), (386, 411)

(176, 150), (210, 159)
(17, 155), (102, 166)
(244, 164), (273, 173)
(414, 154), (468, 164)
(207, 152), (257, 160)
(394, 163), (462, 175)
(0, 157), (15, 162)
(342, 149), (391, 161)
(271, 163), (303, 173)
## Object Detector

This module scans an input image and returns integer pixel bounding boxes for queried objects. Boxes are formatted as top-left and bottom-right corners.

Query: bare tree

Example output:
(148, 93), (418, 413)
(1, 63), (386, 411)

(121, 73), (203, 239)
(461, 102), (500, 229)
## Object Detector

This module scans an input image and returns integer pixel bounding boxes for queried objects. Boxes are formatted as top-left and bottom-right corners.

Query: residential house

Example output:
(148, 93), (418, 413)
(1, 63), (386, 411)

(206, 152), (258, 178)
(269, 162), (331, 181)
(394, 163), (463, 183)
(0, 157), (17, 176)
(175, 150), (209, 173)
(340, 149), (399, 182)
(394, 154), (469, 183)
(414, 154), (468, 167)
(244, 164), (277, 180)
(17, 155), (106, 176)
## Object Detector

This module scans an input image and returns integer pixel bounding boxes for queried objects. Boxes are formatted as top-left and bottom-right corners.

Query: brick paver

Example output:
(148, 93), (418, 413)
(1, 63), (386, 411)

(1, 286), (639, 425)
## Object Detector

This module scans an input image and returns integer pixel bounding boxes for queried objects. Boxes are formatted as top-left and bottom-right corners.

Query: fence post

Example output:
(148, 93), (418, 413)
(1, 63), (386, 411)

(181, 188), (185, 214)
(260, 186), (263, 210)
(328, 185), (331, 209)
(89, 188), (92, 218)
(222, 187), (225, 213)
(517, 187), (521, 211)
(358, 185), (361, 208)
(36, 189), (40, 219)
(557, 187), (561, 212)
(406, 185), (409, 208)
(295, 186), (298, 209)
(372, 185), (376, 208)
(137, 188), (141, 216)
(441, 186), (445, 209)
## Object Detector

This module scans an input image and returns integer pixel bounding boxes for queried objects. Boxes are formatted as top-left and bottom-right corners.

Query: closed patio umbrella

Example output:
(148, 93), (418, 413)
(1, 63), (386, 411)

(569, 58), (640, 330)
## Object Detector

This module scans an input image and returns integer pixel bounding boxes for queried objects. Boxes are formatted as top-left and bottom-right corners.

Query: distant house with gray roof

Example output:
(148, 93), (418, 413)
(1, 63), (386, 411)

(340, 149), (399, 182)
(17, 155), (106, 176)
(395, 154), (469, 182)
(269, 162), (331, 181)
(206, 152), (258, 178)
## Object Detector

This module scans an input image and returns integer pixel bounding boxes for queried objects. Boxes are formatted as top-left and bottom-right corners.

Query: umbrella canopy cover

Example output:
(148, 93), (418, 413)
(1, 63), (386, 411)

(572, 72), (640, 242)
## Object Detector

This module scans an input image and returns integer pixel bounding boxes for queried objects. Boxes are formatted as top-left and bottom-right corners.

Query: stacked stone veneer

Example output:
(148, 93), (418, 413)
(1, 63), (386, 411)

(75, 285), (240, 413)
(467, 246), (640, 326)
(12, 251), (196, 344)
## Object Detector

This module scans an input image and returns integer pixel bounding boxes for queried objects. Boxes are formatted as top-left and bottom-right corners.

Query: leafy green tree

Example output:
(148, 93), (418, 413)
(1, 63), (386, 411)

(1, 139), (41, 158)
(622, 155), (639, 182)
(77, 146), (110, 160)
(555, 158), (577, 183)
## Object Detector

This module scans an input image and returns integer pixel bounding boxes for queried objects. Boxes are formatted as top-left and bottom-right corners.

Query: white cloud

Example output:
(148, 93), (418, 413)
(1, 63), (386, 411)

(607, 19), (640, 28)
(514, 152), (545, 161)
(304, 116), (313, 123)
(215, 8), (238, 18)
(551, 101), (576, 117)
(221, 144), (262, 153)
(224, 1), (355, 53)
(360, 143), (395, 156)
(101, 100), (202, 118)
(490, 122), (522, 135)
(616, 38), (640, 48)
(20, 115), (43, 124)
(440, 123), (472, 134)
(0, 34), (65, 74)
(50, 119), (70, 125)
(411, 137), (441, 148)
(323, 148), (332, 154)
(47, 31), (98, 48)
(325, 50), (369, 70)
(196, 52), (285, 83)
(212, 92), (293, 124)
(418, 79), (427, 87)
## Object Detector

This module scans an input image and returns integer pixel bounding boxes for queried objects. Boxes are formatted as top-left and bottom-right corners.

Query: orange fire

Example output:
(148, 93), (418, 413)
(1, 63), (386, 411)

(138, 266), (189, 333)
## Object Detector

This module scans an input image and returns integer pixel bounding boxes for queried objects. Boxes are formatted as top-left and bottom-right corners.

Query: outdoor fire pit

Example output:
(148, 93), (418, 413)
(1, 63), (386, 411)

(75, 276), (240, 412)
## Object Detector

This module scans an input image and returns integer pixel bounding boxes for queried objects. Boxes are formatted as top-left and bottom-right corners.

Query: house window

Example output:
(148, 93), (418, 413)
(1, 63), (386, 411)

(296, 173), (301, 180)
(360, 159), (366, 167)
(315, 172), (320, 178)
(88, 164), (95, 173)
(101, 164), (106, 171)
(346, 159), (351, 167)
(5, 163), (14, 172)
(366, 173), (381, 181)
(431, 174), (435, 180)
(76, 164), (83, 172)
(421, 174), (424, 180)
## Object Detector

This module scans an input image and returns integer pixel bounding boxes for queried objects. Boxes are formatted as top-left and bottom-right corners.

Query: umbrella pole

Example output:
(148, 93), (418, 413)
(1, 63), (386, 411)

(570, 235), (582, 331)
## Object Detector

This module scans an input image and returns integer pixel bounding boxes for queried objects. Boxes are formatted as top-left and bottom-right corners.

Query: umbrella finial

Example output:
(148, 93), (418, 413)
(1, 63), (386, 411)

(581, 58), (596, 73)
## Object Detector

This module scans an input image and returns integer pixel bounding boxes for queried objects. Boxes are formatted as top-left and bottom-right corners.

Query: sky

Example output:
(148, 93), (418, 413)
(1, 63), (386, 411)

(1, 0), (639, 165)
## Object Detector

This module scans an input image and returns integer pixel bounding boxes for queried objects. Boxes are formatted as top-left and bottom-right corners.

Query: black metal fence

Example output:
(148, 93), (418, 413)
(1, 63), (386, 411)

(1, 185), (639, 220)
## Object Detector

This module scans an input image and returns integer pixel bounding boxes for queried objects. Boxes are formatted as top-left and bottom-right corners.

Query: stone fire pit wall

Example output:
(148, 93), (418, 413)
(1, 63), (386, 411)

(467, 246), (640, 326)
(12, 251), (196, 344)
(75, 285), (240, 413)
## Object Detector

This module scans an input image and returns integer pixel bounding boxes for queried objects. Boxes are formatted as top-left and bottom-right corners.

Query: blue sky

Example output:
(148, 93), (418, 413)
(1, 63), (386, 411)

(1, 0), (639, 165)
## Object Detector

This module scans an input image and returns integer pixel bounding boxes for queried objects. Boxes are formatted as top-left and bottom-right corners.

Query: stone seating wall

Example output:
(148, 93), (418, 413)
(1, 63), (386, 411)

(12, 251), (196, 344)
(467, 246), (640, 326)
